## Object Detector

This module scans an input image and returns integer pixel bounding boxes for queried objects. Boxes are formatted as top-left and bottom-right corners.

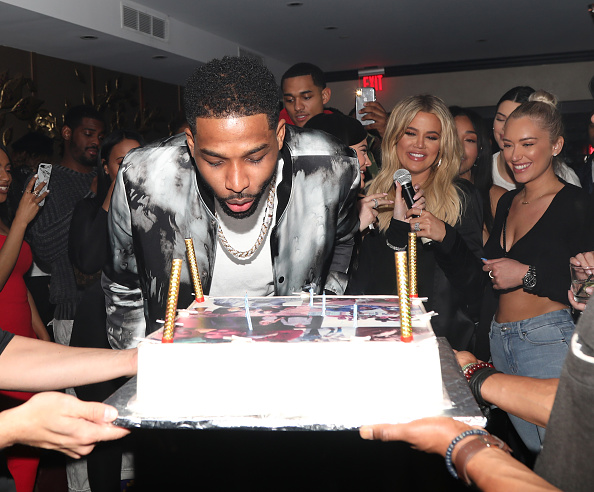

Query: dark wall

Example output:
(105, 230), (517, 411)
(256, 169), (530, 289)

(0, 45), (182, 160)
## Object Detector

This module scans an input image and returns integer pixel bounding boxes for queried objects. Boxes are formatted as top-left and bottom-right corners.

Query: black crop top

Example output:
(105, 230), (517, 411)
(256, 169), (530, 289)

(484, 183), (594, 305)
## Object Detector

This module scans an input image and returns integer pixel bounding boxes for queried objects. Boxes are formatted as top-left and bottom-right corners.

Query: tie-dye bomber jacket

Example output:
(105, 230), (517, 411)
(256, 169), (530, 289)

(102, 126), (360, 349)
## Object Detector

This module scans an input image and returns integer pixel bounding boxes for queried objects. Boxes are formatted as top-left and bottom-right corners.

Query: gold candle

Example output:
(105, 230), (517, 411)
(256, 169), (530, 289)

(395, 251), (413, 342)
(162, 258), (183, 343)
(185, 238), (204, 303)
(408, 232), (418, 298)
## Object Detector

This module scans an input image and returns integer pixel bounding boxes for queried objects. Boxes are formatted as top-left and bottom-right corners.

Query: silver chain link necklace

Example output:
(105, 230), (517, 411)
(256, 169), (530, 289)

(216, 179), (276, 260)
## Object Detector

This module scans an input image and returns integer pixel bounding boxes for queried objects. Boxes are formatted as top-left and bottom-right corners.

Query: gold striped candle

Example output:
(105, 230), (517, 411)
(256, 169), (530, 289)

(162, 259), (183, 343)
(408, 232), (418, 298)
(185, 238), (204, 303)
(395, 251), (413, 342)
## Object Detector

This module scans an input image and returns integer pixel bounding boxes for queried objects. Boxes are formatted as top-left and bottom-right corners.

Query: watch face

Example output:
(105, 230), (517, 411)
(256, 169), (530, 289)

(523, 272), (537, 289)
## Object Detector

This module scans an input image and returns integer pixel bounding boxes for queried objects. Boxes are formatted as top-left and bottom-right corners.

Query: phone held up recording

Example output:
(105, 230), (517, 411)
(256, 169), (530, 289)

(355, 87), (376, 126)
(34, 163), (52, 206)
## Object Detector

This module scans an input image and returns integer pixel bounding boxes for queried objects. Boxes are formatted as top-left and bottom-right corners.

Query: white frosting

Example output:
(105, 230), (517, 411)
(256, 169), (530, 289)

(135, 305), (447, 426)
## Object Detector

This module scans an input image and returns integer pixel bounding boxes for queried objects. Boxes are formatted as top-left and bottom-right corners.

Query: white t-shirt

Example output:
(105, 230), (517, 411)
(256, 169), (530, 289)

(491, 152), (515, 191)
(209, 160), (284, 297)
(492, 151), (582, 191)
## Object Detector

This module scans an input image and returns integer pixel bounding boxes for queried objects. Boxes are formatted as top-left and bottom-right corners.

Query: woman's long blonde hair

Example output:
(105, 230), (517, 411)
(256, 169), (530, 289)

(369, 94), (464, 232)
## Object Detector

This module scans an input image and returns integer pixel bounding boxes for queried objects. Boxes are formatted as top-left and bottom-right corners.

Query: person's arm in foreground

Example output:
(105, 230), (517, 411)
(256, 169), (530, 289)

(480, 374), (558, 428)
(0, 335), (137, 391)
(456, 351), (558, 428)
(360, 417), (560, 492)
(0, 392), (129, 458)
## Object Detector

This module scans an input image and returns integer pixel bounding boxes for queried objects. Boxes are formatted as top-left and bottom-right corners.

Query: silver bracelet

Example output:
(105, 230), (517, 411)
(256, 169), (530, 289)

(385, 239), (406, 251)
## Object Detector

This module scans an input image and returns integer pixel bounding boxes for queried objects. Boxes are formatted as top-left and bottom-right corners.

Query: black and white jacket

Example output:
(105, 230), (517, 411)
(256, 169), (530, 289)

(102, 126), (360, 349)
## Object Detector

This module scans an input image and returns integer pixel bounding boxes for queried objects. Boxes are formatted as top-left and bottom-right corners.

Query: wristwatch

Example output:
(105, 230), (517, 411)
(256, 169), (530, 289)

(522, 265), (537, 290)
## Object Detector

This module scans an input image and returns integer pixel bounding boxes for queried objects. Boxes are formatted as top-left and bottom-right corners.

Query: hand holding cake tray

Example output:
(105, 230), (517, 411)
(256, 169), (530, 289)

(106, 239), (485, 430)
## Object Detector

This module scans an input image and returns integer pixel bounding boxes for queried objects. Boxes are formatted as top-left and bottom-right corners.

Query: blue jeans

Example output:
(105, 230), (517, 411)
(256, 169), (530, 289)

(490, 309), (574, 453)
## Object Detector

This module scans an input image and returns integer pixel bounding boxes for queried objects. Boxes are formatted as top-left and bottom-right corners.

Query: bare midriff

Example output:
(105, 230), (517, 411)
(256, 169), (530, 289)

(495, 288), (567, 323)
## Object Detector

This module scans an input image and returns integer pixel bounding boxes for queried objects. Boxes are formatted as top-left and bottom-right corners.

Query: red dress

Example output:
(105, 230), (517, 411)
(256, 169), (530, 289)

(0, 235), (40, 492)
(0, 235), (36, 341)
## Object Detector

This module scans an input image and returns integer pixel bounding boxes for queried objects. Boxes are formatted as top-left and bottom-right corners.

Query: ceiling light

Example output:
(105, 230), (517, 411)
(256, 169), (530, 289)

(152, 55), (167, 60)
(324, 26), (338, 30)
(287, 2), (303, 6)
(80, 35), (98, 40)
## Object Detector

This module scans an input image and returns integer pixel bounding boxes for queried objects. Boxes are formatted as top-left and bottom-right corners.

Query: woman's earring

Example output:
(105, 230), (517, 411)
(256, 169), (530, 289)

(437, 159), (442, 167)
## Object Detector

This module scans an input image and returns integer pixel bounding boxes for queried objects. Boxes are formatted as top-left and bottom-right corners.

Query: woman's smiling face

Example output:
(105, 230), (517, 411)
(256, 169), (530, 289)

(396, 111), (441, 184)
(502, 115), (563, 185)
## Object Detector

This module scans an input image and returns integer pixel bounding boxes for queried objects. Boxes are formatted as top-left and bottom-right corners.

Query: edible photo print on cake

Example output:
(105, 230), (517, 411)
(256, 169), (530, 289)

(146, 296), (432, 344)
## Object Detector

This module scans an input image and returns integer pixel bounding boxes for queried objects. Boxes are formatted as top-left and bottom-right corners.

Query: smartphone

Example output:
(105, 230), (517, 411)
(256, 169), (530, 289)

(34, 163), (52, 206)
(355, 87), (376, 126)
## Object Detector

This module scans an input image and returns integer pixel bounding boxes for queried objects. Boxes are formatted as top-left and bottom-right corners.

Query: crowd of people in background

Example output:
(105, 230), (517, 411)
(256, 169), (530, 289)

(0, 56), (593, 491)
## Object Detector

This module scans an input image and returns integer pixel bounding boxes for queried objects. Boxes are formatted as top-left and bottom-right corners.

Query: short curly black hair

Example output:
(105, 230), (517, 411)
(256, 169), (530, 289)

(64, 105), (104, 131)
(281, 62), (326, 89)
(184, 56), (280, 134)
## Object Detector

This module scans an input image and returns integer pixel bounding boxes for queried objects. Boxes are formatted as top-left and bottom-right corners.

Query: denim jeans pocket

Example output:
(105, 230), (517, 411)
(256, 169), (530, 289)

(520, 322), (573, 346)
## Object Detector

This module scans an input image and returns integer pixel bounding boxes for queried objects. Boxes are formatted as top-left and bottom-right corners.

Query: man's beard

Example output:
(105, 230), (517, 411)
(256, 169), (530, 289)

(213, 171), (275, 219)
(75, 147), (98, 169)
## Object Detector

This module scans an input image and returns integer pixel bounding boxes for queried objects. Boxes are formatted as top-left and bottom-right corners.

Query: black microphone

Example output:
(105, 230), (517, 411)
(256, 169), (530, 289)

(393, 169), (433, 246)
(393, 169), (417, 214)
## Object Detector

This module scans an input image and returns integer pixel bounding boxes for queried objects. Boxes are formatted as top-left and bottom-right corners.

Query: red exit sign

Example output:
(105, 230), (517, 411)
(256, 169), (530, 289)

(361, 74), (383, 91)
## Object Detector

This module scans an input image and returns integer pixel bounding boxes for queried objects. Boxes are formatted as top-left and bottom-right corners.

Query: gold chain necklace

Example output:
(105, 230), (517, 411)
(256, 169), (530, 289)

(216, 179), (276, 260)
(521, 188), (548, 205)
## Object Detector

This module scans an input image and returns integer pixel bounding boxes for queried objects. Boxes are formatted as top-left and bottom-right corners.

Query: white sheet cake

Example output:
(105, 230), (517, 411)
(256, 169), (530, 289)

(134, 295), (451, 428)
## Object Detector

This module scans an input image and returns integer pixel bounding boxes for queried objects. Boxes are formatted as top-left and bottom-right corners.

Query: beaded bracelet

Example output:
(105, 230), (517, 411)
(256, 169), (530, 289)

(444, 429), (489, 480)
(463, 362), (494, 382)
